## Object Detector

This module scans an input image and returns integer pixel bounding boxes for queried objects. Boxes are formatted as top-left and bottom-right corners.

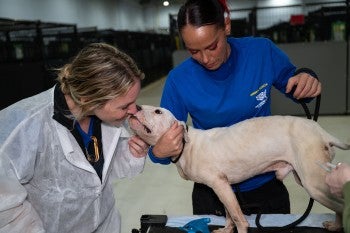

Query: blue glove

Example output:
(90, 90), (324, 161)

(179, 218), (211, 233)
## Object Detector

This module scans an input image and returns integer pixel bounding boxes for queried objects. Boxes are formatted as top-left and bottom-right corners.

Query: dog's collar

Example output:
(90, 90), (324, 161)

(170, 124), (188, 163)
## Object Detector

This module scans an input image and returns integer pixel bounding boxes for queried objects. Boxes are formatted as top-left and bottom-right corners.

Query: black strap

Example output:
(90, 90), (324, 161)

(299, 94), (321, 121)
(295, 67), (321, 121)
(255, 100), (319, 231)
(170, 137), (186, 163)
(255, 198), (314, 232)
(255, 69), (321, 232)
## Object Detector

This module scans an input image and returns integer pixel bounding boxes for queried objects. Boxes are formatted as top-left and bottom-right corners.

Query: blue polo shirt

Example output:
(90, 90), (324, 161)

(150, 37), (297, 192)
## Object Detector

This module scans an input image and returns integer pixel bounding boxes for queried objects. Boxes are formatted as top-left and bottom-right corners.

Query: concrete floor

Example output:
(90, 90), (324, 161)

(115, 77), (350, 233)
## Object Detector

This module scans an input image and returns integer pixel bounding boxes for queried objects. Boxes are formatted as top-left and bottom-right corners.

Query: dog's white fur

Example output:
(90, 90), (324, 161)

(128, 105), (350, 233)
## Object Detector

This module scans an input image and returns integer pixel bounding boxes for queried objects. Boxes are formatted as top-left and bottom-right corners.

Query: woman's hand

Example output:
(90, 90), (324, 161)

(286, 72), (321, 99)
(152, 122), (185, 158)
(128, 135), (149, 158)
(325, 163), (350, 198)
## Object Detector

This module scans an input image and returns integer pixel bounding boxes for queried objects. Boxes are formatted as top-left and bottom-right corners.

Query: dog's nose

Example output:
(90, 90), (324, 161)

(136, 105), (142, 112)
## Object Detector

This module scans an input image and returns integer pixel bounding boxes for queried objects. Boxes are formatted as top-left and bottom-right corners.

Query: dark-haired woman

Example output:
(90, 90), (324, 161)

(149, 0), (321, 216)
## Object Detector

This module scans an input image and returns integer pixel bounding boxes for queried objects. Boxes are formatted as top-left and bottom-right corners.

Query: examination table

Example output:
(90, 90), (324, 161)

(134, 213), (344, 233)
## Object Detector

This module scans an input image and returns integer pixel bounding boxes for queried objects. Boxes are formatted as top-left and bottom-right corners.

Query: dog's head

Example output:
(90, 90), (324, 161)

(128, 105), (188, 145)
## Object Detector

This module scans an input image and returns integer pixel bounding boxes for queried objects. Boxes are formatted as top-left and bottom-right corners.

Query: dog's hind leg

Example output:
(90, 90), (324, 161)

(301, 176), (343, 231)
(323, 213), (343, 232)
(210, 176), (249, 233)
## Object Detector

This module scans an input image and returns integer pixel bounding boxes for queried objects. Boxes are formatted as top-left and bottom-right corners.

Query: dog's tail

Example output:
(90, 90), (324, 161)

(328, 134), (350, 150)
(319, 127), (350, 150)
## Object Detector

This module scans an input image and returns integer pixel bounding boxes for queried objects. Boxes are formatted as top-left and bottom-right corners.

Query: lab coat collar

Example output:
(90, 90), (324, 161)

(55, 121), (123, 184)
(52, 85), (106, 179)
(52, 84), (75, 131)
(55, 122), (98, 175)
(52, 84), (129, 183)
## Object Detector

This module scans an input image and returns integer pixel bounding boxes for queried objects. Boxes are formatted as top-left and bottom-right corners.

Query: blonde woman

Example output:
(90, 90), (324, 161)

(0, 43), (149, 233)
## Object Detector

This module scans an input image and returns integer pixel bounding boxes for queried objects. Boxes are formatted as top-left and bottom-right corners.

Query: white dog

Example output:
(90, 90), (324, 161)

(128, 105), (350, 233)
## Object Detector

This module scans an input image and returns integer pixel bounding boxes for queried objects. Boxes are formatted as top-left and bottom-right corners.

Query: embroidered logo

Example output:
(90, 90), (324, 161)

(255, 89), (267, 108)
(250, 83), (268, 109)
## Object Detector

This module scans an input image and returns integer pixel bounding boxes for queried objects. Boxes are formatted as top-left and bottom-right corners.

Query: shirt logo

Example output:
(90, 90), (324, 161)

(255, 89), (267, 108)
(250, 83), (268, 109)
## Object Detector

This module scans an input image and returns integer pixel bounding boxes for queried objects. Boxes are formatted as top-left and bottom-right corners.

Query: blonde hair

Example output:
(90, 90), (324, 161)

(57, 43), (145, 120)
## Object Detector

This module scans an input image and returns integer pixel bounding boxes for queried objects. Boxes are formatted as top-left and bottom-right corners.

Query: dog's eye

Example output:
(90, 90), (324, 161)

(155, 109), (162, 114)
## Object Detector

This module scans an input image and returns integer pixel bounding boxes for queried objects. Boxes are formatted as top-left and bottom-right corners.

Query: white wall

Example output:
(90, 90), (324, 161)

(143, 4), (180, 32)
(0, 0), (346, 32)
(227, 0), (345, 30)
(0, 0), (145, 31)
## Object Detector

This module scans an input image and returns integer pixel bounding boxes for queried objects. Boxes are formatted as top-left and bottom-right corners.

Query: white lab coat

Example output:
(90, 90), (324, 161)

(0, 87), (146, 233)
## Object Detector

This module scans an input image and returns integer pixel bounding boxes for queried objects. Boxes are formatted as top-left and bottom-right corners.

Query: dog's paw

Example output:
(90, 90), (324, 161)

(212, 226), (248, 233)
(323, 220), (342, 232)
(212, 227), (233, 233)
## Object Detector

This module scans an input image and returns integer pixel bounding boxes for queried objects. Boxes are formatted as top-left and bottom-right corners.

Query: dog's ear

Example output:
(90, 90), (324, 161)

(178, 121), (189, 143)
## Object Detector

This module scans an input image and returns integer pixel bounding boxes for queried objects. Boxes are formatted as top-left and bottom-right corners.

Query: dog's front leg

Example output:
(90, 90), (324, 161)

(212, 208), (235, 233)
(210, 177), (249, 233)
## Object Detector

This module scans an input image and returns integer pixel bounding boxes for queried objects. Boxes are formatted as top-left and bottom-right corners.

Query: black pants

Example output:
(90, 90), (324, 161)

(192, 178), (290, 216)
